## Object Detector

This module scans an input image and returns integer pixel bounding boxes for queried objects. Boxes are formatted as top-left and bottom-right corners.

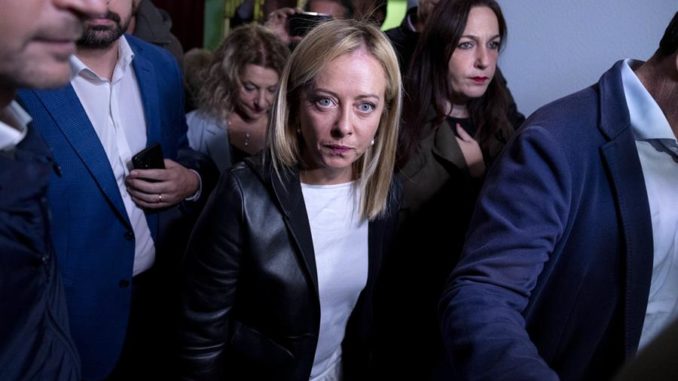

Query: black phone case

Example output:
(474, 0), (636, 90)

(132, 143), (165, 169)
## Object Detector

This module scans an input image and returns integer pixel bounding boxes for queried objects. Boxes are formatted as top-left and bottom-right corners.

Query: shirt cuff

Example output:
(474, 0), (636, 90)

(185, 169), (202, 201)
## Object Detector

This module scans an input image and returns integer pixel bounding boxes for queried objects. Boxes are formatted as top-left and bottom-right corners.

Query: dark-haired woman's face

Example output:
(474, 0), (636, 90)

(447, 6), (500, 103)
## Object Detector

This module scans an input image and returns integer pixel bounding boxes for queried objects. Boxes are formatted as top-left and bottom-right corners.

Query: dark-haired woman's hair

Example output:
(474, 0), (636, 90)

(398, 0), (513, 167)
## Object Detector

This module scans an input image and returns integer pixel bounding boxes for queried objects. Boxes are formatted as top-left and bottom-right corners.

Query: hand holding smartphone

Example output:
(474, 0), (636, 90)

(132, 143), (165, 170)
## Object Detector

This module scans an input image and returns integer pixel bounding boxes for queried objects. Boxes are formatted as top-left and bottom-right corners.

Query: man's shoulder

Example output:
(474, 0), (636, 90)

(125, 34), (178, 67)
(528, 85), (600, 127)
(526, 61), (625, 132)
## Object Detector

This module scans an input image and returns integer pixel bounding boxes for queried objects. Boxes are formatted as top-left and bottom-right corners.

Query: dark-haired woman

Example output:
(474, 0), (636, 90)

(375, 0), (523, 379)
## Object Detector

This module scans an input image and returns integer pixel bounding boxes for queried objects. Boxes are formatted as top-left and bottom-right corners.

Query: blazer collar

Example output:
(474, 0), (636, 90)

(34, 86), (131, 228)
(128, 35), (163, 146)
(259, 158), (320, 295)
(598, 60), (653, 357)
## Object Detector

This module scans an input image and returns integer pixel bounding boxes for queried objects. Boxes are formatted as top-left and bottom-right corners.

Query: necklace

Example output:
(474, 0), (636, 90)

(244, 132), (250, 147)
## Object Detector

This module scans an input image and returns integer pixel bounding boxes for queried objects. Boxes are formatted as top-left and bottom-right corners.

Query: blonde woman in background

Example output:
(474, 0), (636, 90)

(186, 23), (289, 173)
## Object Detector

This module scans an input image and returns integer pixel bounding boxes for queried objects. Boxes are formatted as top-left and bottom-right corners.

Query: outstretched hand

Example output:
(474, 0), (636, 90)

(125, 159), (200, 209)
(455, 123), (486, 178)
(264, 7), (304, 45)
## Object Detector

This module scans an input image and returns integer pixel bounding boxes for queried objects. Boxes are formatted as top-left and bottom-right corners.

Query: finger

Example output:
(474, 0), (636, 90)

(456, 123), (472, 141)
(128, 167), (168, 182)
(125, 176), (167, 194)
(131, 193), (168, 210)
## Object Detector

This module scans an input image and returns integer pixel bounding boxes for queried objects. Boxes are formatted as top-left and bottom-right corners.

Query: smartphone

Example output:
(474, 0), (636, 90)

(288, 12), (333, 37)
(132, 143), (165, 170)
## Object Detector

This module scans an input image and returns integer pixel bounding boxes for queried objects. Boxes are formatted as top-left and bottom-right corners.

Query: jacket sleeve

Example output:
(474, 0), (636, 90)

(439, 125), (571, 381)
(170, 62), (219, 207)
(178, 169), (245, 380)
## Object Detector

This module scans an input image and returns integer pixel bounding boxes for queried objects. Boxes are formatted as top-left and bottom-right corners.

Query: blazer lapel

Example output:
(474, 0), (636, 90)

(598, 61), (653, 358)
(270, 167), (319, 295)
(130, 40), (161, 237)
(131, 44), (162, 146)
(36, 87), (131, 228)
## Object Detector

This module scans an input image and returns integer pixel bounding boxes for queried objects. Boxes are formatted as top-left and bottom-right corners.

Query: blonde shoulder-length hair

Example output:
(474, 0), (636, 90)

(267, 19), (402, 221)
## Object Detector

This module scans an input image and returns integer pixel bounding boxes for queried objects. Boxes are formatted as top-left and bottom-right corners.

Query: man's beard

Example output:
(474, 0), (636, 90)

(77, 11), (128, 49)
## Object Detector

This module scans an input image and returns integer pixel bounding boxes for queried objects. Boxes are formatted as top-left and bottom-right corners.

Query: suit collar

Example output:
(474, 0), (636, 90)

(598, 60), (633, 141)
(33, 86), (132, 227)
(129, 36), (163, 146)
(598, 60), (653, 357)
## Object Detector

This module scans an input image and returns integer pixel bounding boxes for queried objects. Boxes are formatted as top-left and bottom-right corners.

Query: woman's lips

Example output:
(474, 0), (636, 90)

(325, 144), (352, 154)
(471, 76), (489, 84)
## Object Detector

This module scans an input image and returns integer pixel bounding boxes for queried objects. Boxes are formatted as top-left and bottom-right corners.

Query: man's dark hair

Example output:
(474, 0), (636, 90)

(305, 0), (354, 19)
(657, 11), (678, 57)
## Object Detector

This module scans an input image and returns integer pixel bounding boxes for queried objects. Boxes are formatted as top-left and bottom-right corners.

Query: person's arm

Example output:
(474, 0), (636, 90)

(440, 124), (572, 380)
(178, 169), (245, 380)
(125, 50), (219, 210)
(264, 7), (303, 46)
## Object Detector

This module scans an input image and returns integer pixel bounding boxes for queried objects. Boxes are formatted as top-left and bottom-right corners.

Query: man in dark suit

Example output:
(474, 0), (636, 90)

(0, 0), (106, 380)
(18, 0), (216, 379)
(441, 11), (678, 381)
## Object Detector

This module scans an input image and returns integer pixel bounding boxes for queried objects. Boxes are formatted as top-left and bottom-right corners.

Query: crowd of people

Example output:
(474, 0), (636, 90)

(1, 0), (677, 380)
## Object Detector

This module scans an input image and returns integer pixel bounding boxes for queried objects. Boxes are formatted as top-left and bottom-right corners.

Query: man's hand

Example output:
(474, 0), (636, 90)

(264, 7), (303, 45)
(125, 159), (200, 209)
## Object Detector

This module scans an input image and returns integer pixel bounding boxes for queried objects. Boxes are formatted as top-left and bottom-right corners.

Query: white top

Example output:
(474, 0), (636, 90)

(71, 36), (155, 276)
(622, 58), (678, 349)
(301, 181), (368, 381)
(0, 101), (30, 150)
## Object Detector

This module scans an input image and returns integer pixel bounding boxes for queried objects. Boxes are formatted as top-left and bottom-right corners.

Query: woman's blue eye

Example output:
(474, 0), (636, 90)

(316, 98), (333, 107)
(489, 40), (501, 50)
(458, 41), (473, 49)
(358, 103), (375, 113)
(244, 84), (255, 91)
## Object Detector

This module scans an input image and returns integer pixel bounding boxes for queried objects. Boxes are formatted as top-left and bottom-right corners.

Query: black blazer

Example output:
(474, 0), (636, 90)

(179, 155), (400, 380)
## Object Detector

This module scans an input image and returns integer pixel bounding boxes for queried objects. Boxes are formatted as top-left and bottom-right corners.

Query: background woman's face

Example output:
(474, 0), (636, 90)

(235, 64), (279, 122)
(447, 6), (501, 103)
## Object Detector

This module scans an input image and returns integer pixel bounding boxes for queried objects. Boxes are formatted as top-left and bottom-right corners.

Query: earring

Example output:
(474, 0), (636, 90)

(370, 139), (375, 146)
(296, 128), (301, 134)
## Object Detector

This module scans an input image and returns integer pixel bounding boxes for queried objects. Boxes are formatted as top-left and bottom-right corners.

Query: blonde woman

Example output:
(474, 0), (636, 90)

(179, 19), (402, 380)
(186, 23), (289, 173)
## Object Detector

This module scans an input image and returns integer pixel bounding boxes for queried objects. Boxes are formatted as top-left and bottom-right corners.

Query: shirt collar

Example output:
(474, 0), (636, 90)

(621, 58), (673, 141)
(0, 101), (31, 150)
(70, 35), (136, 83)
(405, 7), (418, 33)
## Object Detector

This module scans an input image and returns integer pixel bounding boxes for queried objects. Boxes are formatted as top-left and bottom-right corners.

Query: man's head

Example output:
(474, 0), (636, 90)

(416, 0), (441, 30)
(78, 0), (135, 49)
(657, 12), (678, 59)
(305, 0), (354, 19)
(0, 0), (106, 103)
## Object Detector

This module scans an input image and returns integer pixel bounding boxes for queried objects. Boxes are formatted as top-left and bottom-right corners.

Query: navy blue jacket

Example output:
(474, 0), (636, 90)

(441, 61), (653, 380)
(0, 126), (80, 380)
